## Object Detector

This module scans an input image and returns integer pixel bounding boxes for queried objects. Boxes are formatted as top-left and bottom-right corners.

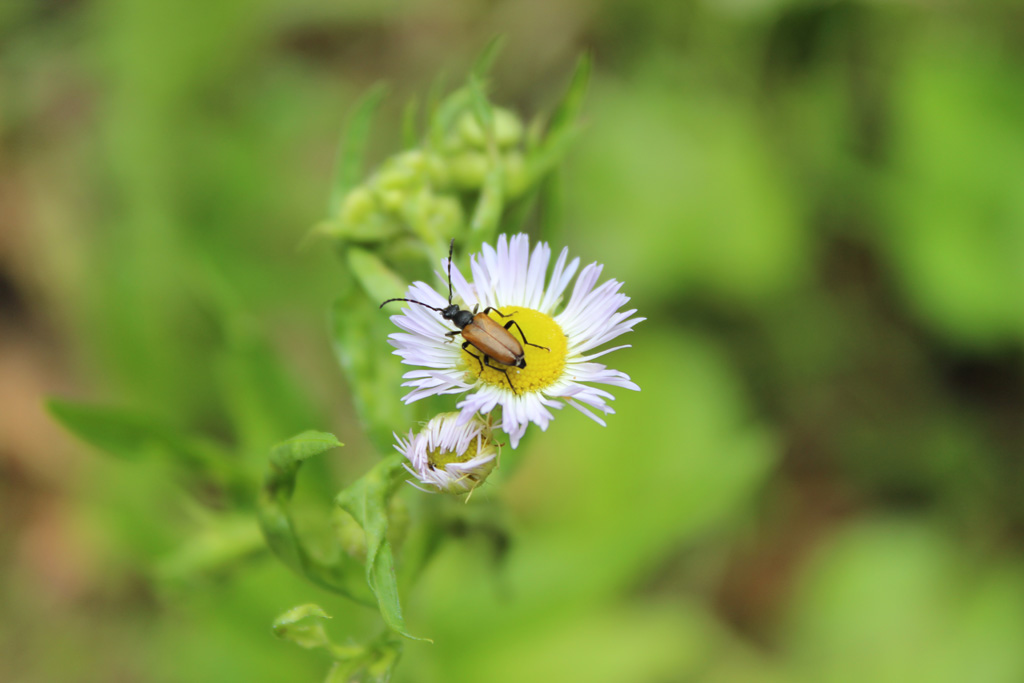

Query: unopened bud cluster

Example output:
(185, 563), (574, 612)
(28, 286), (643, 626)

(324, 104), (531, 248)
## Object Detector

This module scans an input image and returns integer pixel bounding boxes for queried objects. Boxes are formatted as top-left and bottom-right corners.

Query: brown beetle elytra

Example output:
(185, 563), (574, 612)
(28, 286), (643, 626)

(380, 239), (549, 394)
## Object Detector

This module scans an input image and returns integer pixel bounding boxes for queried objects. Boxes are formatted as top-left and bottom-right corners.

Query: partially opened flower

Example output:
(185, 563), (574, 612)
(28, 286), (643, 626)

(395, 412), (500, 494)
(386, 233), (642, 448)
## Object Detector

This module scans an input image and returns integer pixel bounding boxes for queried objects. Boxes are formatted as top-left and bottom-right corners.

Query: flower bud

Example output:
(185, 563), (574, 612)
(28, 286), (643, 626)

(420, 193), (465, 236)
(394, 413), (500, 495)
(374, 187), (406, 213)
(339, 185), (377, 227)
(493, 108), (525, 148)
(502, 151), (529, 198)
(377, 150), (430, 191)
(456, 108), (524, 149)
(446, 151), (490, 189)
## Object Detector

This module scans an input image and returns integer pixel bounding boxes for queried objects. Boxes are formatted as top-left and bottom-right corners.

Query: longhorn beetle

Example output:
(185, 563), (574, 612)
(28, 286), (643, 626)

(380, 239), (549, 394)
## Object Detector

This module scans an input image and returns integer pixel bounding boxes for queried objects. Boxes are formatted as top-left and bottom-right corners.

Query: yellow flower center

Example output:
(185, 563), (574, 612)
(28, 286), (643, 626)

(460, 306), (567, 393)
(424, 413), (499, 492)
(428, 430), (483, 469)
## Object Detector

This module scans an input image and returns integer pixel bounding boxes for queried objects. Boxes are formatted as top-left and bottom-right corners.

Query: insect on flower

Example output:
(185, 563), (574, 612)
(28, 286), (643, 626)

(387, 233), (642, 449)
(379, 239), (549, 394)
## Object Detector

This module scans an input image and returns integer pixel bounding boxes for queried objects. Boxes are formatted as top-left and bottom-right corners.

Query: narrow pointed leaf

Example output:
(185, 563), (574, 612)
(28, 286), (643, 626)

(467, 75), (495, 143)
(329, 83), (388, 218)
(401, 96), (420, 149)
(47, 398), (228, 475)
(347, 247), (409, 304)
(548, 53), (592, 140)
(525, 53), (592, 183)
(429, 85), (473, 150)
(471, 36), (505, 81)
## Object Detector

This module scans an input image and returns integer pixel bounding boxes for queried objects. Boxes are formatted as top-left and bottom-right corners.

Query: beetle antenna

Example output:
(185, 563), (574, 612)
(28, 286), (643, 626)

(379, 297), (445, 312)
(445, 238), (455, 304)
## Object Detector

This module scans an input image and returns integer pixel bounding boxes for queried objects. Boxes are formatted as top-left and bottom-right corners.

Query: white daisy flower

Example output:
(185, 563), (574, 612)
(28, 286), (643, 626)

(395, 412), (500, 494)
(385, 233), (643, 448)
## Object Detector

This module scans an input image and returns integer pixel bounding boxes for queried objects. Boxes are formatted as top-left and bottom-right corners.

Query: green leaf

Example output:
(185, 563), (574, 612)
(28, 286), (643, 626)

(501, 182), (542, 235)
(48, 398), (167, 460)
(259, 431), (374, 604)
(336, 453), (428, 641)
(422, 71), (451, 149)
(468, 162), (504, 242)
(330, 292), (416, 454)
(273, 604), (350, 654)
(347, 246), (409, 303)
(269, 430), (343, 474)
(537, 168), (564, 240)
(401, 96), (420, 149)
(429, 85), (473, 150)
(470, 36), (505, 82)
(329, 83), (389, 219)
(324, 637), (403, 683)
(428, 53), (499, 153)
(192, 255), (322, 458)
(273, 602), (331, 644)
(464, 74), (503, 247)
(548, 53), (591, 143)
(47, 398), (228, 474)
(274, 604), (404, 682)
(394, 505), (446, 594)
(467, 74), (495, 147)
(215, 332), (320, 462)
(156, 512), (266, 583)
(524, 53), (591, 184)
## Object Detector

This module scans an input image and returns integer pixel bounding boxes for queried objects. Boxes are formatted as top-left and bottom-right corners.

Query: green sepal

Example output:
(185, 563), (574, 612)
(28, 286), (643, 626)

(336, 453), (430, 642)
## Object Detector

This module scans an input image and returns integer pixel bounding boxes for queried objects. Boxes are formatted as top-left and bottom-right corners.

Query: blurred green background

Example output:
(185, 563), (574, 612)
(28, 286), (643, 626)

(3, 0), (1024, 681)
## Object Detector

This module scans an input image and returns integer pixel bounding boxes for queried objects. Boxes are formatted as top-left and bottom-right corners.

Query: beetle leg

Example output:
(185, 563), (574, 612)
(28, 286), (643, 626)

(483, 353), (517, 394)
(503, 319), (550, 352)
(444, 329), (461, 343)
(462, 342), (485, 373)
(464, 339), (518, 394)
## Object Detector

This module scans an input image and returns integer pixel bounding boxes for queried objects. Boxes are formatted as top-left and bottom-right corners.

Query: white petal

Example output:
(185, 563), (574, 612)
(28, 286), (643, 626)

(384, 233), (641, 448)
